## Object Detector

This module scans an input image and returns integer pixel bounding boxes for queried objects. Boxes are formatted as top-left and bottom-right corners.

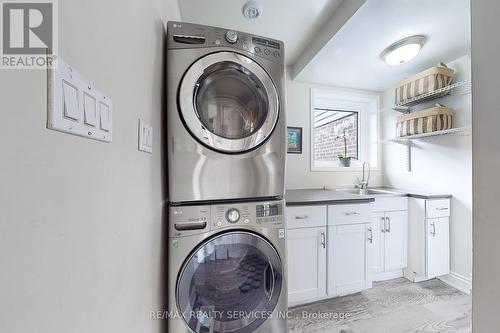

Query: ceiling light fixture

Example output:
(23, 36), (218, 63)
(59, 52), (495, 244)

(243, 1), (261, 20)
(381, 35), (426, 66)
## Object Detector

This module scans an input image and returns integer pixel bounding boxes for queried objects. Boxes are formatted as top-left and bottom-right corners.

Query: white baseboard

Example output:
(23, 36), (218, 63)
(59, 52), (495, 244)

(438, 271), (472, 294)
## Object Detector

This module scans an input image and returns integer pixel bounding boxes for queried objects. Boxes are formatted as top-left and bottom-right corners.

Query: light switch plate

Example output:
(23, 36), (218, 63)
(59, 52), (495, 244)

(47, 57), (113, 142)
(138, 119), (153, 153)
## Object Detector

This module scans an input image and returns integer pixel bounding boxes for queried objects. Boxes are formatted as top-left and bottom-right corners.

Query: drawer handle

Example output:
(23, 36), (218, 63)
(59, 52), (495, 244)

(381, 216), (386, 233)
(430, 222), (436, 237)
(320, 232), (326, 249)
(294, 215), (309, 220)
(345, 211), (360, 216)
(385, 217), (391, 233)
(367, 228), (373, 243)
(435, 207), (449, 211)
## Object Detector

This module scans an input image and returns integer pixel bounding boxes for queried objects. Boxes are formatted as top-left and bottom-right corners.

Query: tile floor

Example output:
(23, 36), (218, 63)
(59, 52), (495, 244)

(288, 278), (471, 333)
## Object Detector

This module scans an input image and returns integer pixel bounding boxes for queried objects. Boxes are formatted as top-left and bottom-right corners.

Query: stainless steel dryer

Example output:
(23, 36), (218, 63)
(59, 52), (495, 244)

(168, 199), (287, 333)
(166, 22), (286, 204)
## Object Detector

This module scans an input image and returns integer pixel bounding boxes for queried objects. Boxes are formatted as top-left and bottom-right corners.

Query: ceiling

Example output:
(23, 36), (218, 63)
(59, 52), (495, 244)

(295, 0), (471, 91)
(177, 0), (346, 65)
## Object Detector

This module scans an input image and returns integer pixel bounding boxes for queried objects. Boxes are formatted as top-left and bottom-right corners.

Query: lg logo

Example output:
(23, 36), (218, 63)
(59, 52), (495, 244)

(1, 1), (57, 68)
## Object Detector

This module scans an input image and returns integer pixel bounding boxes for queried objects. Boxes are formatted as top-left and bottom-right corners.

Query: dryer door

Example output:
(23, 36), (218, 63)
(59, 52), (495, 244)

(178, 52), (279, 153)
(176, 231), (283, 333)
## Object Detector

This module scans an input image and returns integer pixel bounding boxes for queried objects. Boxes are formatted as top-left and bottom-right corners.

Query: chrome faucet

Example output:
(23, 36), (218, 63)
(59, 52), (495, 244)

(357, 162), (371, 189)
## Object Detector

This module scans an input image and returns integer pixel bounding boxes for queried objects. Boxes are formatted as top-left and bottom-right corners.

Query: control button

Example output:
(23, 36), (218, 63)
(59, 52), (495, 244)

(216, 221), (222, 226)
(215, 39), (221, 45)
(225, 30), (238, 44)
(273, 51), (280, 57)
(264, 48), (270, 55)
(254, 46), (261, 53)
(244, 218), (250, 224)
(242, 43), (248, 50)
(226, 208), (240, 223)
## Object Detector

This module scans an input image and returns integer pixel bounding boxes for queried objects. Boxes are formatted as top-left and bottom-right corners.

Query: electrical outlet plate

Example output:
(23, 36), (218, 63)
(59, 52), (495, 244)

(138, 119), (153, 153)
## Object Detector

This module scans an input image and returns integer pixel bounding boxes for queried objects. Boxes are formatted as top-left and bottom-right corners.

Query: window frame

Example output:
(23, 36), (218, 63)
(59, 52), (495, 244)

(310, 88), (380, 172)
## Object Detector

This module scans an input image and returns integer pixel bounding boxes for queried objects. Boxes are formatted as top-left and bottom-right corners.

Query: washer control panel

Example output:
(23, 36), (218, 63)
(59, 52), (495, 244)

(167, 21), (284, 64)
(212, 200), (284, 230)
(169, 200), (284, 237)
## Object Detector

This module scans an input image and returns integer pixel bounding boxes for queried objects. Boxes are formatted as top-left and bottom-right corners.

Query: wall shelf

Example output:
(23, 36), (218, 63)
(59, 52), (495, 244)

(393, 81), (469, 113)
(388, 126), (471, 144)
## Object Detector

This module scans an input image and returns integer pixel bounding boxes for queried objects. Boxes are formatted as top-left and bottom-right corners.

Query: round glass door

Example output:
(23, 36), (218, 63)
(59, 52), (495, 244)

(179, 52), (279, 153)
(176, 231), (283, 333)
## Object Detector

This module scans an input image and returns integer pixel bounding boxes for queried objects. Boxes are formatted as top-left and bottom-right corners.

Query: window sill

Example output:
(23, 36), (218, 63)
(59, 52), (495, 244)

(311, 166), (381, 172)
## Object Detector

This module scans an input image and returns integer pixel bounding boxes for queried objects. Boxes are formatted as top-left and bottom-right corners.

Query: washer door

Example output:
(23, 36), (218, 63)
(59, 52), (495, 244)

(179, 52), (279, 153)
(176, 231), (283, 333)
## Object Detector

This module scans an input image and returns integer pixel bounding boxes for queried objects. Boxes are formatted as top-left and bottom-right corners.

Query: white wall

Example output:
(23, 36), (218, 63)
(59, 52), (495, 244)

(472, 0), (500, 331)
(0, 1), (180, 332)
(285, 72), (383, 189)
(381, 55), (472, 287)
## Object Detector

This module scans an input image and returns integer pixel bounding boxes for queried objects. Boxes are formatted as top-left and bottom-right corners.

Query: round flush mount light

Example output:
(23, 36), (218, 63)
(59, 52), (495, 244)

(243, 1), (261, 19)
(381, 35), (426, 66)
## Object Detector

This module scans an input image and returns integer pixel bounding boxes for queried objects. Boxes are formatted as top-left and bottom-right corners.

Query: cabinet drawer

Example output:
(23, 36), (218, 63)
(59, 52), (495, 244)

(426, 199), (450, 218)
(372, 197), (408, 212)
(286, 205), (327, 229)
(328, 204), (373, 225)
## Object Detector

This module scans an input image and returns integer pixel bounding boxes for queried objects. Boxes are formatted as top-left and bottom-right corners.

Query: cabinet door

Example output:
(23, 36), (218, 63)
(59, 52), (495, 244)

(371, 213), (385, 274)
(426, 217), (450, 278)
(328, 224), (371, 297)
(287, 227), (327, 305)
(384, 211), (408, 271)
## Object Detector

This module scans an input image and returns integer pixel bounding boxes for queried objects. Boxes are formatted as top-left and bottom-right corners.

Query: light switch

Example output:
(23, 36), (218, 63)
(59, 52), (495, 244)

(138, 119), (153, 153)
(47, 57), (113, 142)
(62, 80), (80, 120)
(99, 102), (112, 131)
(83, 93), (97, 126)
(147, 127), (153, 147)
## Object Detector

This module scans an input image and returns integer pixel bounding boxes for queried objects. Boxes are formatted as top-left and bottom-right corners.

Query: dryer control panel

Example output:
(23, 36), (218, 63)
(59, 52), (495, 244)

(167, 21), (284, 64)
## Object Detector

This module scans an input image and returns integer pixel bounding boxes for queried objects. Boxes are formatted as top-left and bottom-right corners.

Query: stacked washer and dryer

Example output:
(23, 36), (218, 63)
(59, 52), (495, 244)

(166, 22), (288, 333)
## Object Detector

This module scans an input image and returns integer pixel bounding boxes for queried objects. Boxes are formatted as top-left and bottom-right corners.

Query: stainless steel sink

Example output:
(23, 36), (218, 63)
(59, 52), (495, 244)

(336, 188), (401, 196)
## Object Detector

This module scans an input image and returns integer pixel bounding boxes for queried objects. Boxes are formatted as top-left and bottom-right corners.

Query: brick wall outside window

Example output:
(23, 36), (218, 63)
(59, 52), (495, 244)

(313, 113), (358, 161)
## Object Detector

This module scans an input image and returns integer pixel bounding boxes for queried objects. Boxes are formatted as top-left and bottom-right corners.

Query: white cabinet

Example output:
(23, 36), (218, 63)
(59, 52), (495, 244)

(327, 204), (373, 297)
(384, 211), (408, 271)
(371, 197), (408, 281)
(287, 227), (327, 305)
(328, 223), (372, 296)
(286, 206), (327, 306)
(426, 217), (450, 278)
(405, 198), (450, 282)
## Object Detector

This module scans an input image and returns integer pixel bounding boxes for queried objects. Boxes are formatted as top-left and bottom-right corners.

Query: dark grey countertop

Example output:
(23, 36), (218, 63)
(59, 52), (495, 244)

(285, 187), (452, 206)
(373, 187), (453, 200)
(285, 189), (375, 206)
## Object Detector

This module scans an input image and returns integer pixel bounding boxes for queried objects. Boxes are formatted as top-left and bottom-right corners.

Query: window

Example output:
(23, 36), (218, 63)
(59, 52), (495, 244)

(311, 89), (379, 170)
(313, 110), (359, 161)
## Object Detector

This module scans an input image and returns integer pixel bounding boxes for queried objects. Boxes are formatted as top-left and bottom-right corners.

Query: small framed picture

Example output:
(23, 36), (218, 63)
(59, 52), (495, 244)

(287, 127), (302, 154)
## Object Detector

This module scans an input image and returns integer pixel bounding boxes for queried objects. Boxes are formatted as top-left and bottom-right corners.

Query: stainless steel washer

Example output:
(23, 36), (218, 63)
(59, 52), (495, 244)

(166, 22), (286, 204)
(168, 200), (287, 333)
